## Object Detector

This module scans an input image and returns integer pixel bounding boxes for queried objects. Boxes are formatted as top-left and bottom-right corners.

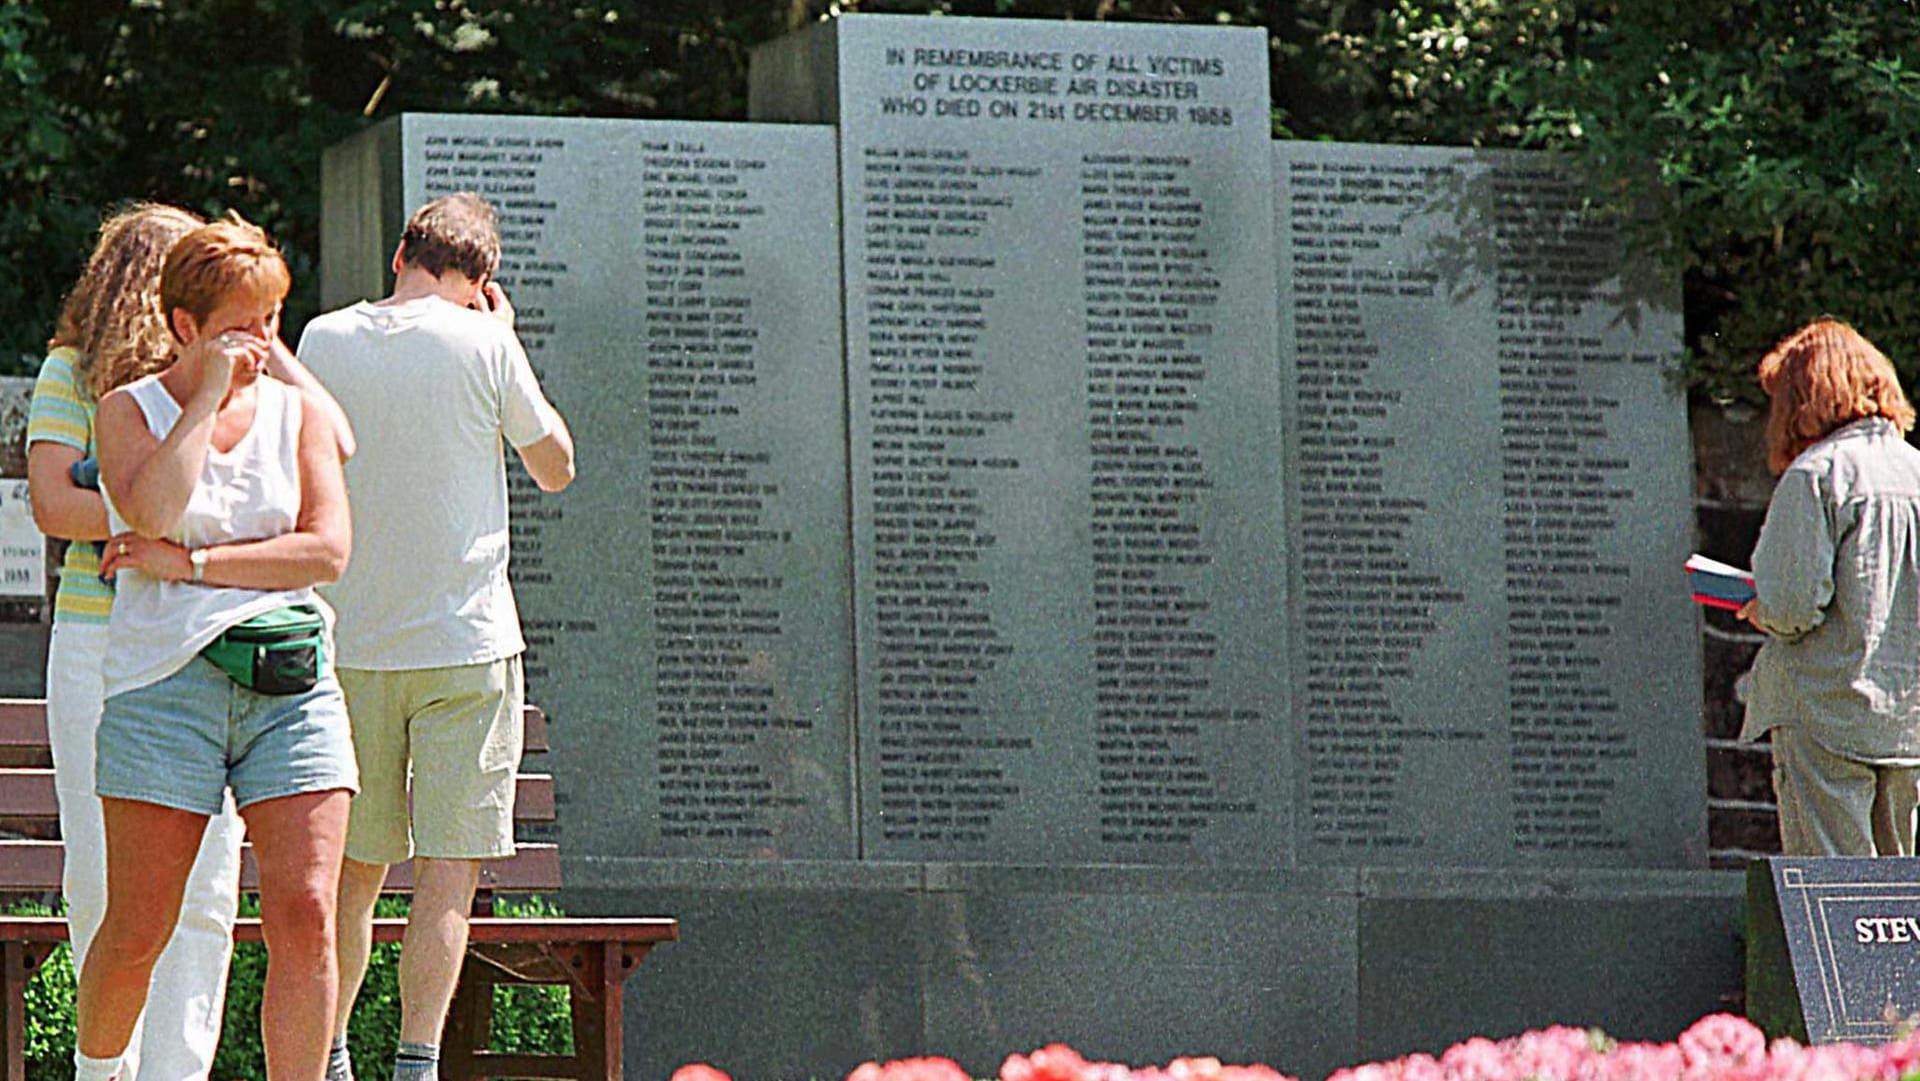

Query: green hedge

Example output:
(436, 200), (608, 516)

(16, 896), (571, 1081)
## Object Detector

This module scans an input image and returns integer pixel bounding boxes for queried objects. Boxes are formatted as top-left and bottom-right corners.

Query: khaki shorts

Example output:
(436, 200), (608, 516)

(339, 657), (524, 864)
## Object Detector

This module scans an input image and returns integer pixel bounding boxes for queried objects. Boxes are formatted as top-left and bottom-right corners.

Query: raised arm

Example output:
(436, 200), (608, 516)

(96, 385), (215, 539)
(100, 388), (351, 589)
(96, 333), (263, 539)
(269, 337), (355, 460)
(494, 284), (574, 493)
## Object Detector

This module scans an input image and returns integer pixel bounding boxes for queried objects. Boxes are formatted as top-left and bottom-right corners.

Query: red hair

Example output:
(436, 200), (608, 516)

(1758, 318), (1916, 474)
(159, 213), (290, 332)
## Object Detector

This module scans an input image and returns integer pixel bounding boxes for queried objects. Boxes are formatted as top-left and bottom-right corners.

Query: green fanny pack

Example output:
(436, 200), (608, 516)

(202, 605), (326, 695)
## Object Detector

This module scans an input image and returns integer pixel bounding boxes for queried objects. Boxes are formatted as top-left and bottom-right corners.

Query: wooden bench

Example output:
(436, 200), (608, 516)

(0, 698), (677, 1081)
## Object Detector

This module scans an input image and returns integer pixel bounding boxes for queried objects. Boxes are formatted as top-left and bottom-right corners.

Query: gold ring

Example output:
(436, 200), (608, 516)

(117, 542), (129, 556)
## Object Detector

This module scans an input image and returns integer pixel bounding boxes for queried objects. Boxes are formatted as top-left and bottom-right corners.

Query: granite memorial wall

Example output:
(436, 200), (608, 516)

(807, 16), (1292, 867)
(324, 17), (1701, 873)
(319, 16), (1727, 1077)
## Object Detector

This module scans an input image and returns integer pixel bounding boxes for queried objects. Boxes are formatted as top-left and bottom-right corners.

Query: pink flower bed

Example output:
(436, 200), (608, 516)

(669, 1014), (1920, 1081)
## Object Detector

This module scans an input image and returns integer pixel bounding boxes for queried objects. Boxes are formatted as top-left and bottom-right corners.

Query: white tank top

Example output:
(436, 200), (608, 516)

(103, 374), (328, 697)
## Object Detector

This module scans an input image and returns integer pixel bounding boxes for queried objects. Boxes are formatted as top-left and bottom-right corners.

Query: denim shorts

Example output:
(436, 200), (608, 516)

(97, 655), (360, 815)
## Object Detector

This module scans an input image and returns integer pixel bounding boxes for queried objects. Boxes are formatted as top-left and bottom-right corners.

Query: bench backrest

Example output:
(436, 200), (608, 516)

(0, 698), (561, 894)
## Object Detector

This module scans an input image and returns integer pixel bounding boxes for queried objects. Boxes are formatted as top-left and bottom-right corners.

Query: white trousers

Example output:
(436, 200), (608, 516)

(48, 622), (246, 1081)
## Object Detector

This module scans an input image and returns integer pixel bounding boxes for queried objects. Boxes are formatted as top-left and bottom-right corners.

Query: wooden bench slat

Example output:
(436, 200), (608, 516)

(0, 770), (53, 817)
(523, 705), (548, 755)
(460, 917), (678, 943)
(0, 840), (59, 888)
(0, 840), (564, 893)
(0, 704), (49, 750)
(228, 917), (677, 945)
(0, 770), (553, 826)
(0, 912), (677, 958)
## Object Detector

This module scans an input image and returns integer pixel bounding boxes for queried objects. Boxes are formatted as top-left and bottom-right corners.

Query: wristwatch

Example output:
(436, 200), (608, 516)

(189, 547), (209, 584)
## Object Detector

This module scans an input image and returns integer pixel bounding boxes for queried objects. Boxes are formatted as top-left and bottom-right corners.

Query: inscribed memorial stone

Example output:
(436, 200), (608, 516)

(324, 114), (855, 859)
(1747, 857), (1920, 1044)
(753, 14), (1292, 865)
(1274, 141), (1703, 868)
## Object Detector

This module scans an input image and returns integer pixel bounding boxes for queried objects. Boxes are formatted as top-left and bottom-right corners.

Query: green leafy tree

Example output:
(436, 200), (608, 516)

(1304, 0), (1920, 402)
(0, 2), (97, 375)
(8, 0), (1919, 404)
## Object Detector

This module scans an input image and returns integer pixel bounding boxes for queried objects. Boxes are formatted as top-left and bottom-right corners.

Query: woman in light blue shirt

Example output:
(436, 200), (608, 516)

(1740, 317), (1920, 856)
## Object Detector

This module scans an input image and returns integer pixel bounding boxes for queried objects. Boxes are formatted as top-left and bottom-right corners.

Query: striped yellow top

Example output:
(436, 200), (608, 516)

(26, 348), (112, 624)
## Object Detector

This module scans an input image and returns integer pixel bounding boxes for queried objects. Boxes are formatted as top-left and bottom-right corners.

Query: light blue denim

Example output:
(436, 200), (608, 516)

(97, 655), (359, 814)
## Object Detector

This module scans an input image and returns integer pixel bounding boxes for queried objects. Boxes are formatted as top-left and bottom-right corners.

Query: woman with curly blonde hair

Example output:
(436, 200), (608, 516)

(1740, 317), (1920, 855)
(28, 203), (244, 1081)
(28, 204), (351, 1081)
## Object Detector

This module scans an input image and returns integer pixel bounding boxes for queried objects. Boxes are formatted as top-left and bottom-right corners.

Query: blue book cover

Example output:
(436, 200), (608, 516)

(1686, 553), (1755, 610)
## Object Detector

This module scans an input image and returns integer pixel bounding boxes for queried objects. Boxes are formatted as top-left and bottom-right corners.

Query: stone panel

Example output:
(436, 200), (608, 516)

(323, 114), (856, 860)
(1275, 142), (1704, 868)
(1357, 870), (1745, 1057)
(753, 16), (1291, 866)
(918, 867), (1359, 1081)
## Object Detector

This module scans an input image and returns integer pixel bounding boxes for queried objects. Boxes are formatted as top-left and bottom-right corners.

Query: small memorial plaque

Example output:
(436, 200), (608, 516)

(1748, 857), (1920, 1043)
(0, 481), (43, 598)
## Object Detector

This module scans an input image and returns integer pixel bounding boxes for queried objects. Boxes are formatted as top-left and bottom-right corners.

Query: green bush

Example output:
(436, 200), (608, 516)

(15, 896), (571, 1081)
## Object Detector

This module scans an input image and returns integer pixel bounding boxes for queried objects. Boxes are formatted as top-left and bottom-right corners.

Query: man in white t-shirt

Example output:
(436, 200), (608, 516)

(297, 192), (574, 1081)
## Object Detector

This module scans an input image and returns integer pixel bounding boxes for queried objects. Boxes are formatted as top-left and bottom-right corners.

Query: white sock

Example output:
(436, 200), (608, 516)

(393, 1041), (439, 1081)
(75, 1050), (122, 1081)
(329, 1035), (354, 1081)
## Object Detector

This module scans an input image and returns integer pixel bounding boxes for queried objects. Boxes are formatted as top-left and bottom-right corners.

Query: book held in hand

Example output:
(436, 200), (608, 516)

(1686, 553), (1756, 610)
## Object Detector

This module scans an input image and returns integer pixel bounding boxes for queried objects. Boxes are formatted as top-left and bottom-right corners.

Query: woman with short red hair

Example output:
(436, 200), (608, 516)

(79, 215), (358, 1081)
(1740, 317), (1920, 856)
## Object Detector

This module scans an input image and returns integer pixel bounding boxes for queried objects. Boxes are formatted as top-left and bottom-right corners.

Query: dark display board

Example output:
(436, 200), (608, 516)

(1748, 858), (1920, 1044)
(1274, 141), (1702, 867)
(756, 15), (1293, 865)
(346, 114), (856, 859)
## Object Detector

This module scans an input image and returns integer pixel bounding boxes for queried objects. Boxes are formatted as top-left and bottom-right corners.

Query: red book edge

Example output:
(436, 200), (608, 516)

(1691, 592), (1747, 611)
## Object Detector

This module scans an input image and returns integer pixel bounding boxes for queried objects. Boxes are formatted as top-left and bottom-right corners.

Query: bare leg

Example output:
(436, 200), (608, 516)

(397, 858), (481, 1045)
(243, 789), (352, 1081)
(333, 857), (389, 1040)
(76, 800), (208, 1058)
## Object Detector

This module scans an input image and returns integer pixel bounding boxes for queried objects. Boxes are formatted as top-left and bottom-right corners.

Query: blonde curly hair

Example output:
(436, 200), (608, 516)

(47, 203), (206, 401)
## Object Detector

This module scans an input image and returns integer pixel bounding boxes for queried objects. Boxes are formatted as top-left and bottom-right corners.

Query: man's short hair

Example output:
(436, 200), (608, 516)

(160, 212), (291, 327)
(399, 193), (501, 283)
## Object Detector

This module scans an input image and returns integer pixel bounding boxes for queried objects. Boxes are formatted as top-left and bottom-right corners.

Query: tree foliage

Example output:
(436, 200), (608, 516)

(3, 0), (1917, 402)
(1306, 0), (1920, 403)
(0, 0), (799, 373)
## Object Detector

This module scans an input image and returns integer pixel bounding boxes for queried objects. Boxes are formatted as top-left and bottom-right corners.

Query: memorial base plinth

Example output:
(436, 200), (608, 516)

(559, 861), (1742, 1081)
(0, 627), (45, 698)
